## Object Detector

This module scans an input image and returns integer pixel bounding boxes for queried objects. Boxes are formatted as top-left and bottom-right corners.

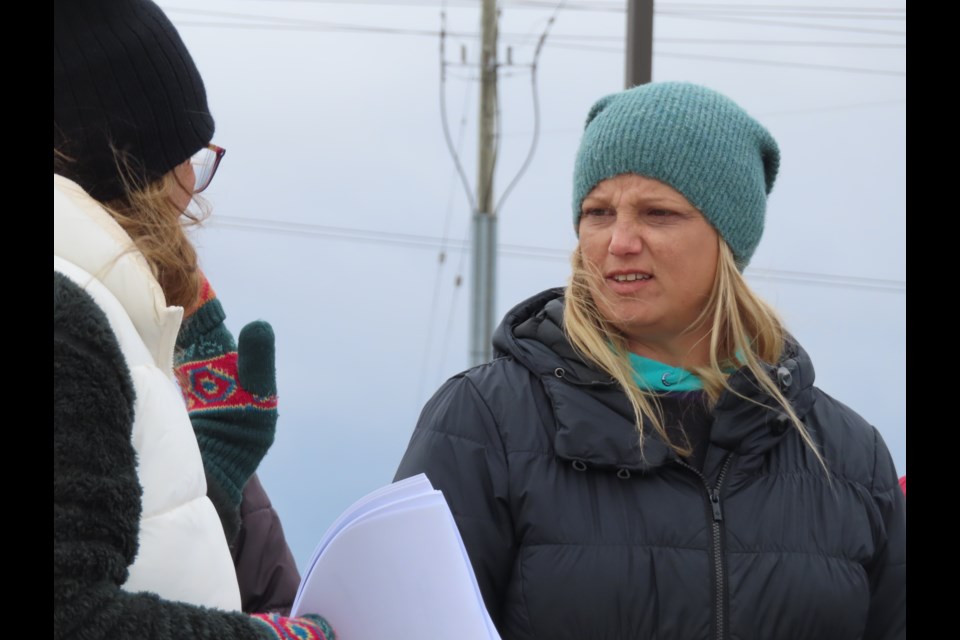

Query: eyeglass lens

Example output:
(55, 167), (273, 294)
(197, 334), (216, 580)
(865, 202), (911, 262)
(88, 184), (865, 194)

(192, 146), (221, 193)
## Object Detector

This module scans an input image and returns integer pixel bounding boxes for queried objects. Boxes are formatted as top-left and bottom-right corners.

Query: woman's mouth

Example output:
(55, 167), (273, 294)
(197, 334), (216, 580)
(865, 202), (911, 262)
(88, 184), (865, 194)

(611, 273), (652, 282)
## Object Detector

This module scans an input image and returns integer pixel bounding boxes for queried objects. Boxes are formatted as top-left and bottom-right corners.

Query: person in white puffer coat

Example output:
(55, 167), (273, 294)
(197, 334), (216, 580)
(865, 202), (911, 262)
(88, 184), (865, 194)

(53, 1), (334, 638)
(55, 174), (242, 609)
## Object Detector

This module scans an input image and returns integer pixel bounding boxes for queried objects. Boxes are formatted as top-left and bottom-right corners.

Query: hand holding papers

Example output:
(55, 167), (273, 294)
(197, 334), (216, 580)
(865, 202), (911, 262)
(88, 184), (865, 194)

(291, 474), (502, 640)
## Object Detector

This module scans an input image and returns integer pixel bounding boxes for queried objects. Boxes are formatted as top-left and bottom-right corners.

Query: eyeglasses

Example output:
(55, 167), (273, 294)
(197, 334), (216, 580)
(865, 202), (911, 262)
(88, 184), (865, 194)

(191, 143), (226, 193)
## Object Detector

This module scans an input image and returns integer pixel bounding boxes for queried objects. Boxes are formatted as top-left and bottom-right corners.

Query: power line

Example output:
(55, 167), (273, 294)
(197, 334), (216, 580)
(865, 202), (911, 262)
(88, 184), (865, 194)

(745, 267), (905, 292)
(498, 98), (904, 138)
(207, 215), (905, 292)
(650, 38), (904, 48)
(656, 51), (904, 77)
(208, 215), (570, 259)
(419, 71), (473, 403)
(657, 13), (905, 35)
(494, 0), (565, 214)
(497, 32), (906, 48)
(176, 18), (908, 51)
(757, 98), (905, 117)
(428, 0), (468, 399)
(509, 1), (905, 13)
(649, 2), (905, 10)
(174, 18), (437, 36)
(236, 0), (905, 11)
(437, 1), (475, 384)
(539, 42), (904, 76)
(658, 9), (906, 20)
(435, 224), (470, 391)
(175, 12), (906, 43)
(171, 5), (905, 67)
(170, 6), (906, 37)
(439, 11), (478, 213)
(173, 18), (904, 77)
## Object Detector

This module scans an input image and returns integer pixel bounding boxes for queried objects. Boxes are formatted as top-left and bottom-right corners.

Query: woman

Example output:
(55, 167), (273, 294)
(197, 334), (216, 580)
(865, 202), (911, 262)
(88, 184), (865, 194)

(395, 82), (906, 640)
(53, 1), (331, 638)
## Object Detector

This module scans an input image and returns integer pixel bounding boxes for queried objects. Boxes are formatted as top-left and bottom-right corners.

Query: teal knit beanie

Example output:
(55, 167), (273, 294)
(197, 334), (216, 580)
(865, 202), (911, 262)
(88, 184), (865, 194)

(572, 82), (780, 269)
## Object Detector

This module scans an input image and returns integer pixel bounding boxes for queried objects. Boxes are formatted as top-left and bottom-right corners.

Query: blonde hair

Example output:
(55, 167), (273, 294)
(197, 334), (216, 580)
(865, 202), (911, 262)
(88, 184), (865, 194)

(564, 239), (825, 468)
(55, 147), (208, 309)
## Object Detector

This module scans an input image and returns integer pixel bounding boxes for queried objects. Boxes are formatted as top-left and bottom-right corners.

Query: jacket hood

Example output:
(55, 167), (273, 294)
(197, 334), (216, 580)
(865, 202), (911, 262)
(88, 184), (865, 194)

(493, 287), (595, 378)
(491, 288), (818, 473)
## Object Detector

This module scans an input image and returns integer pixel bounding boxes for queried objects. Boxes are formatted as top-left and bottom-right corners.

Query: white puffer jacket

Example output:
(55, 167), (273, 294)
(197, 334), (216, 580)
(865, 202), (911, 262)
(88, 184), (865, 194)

(53, 174), (241, 611)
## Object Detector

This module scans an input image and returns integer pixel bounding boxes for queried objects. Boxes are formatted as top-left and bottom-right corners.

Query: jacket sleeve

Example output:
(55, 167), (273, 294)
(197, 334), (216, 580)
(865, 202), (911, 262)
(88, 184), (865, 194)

(54, 272), (264, 640)
(231, 473), (302, 615)
(393, 374), (517, 628)
(862, 427), (906, 640)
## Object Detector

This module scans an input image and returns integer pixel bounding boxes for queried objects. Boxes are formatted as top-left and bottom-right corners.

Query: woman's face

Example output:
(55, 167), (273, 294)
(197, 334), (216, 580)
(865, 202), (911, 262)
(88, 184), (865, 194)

(577, 173), (720, 363)
(168, 159), (196, 214)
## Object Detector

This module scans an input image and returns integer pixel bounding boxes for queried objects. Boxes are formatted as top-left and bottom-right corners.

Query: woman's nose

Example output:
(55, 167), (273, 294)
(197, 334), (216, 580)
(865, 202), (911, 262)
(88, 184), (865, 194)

(608, 219), (643, 256)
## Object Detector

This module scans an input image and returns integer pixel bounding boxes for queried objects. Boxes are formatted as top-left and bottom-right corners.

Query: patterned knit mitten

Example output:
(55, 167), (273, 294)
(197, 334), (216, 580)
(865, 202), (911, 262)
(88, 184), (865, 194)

(174, 274), (278, 510)
(250, 613), (336, 640)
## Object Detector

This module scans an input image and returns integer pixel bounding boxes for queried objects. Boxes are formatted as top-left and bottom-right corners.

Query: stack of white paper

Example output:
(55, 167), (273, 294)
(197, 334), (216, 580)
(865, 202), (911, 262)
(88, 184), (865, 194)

(291, 474), (501, 640)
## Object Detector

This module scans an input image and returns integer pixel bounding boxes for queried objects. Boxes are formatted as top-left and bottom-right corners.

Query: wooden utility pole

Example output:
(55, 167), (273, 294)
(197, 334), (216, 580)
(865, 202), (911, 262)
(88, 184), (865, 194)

(625, 0), (654, 88)
(470, 0), (499, 367)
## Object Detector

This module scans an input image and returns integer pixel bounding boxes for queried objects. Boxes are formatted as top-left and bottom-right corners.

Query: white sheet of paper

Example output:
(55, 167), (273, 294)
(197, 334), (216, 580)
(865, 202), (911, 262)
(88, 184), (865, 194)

(291, 474), (501, 640)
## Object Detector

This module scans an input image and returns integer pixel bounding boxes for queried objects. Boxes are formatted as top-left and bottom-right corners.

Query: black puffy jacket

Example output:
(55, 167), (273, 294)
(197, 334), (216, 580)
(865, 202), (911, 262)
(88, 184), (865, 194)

(395, 288), (905, 640)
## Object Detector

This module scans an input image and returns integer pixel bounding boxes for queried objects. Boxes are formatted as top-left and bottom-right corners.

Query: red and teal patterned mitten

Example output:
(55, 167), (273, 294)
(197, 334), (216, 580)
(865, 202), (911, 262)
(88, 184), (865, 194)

(250, 613), (336, 640)
(174, 275), (277, 513)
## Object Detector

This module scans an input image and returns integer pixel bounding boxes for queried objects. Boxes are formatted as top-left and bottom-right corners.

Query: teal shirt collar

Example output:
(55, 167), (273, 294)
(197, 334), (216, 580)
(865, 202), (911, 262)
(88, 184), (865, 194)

(628, 352), (704, 392)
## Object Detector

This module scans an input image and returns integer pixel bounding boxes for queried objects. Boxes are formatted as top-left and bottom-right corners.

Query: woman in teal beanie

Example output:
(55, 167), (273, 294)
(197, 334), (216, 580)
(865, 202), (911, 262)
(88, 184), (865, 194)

(396, 81), (905, 639)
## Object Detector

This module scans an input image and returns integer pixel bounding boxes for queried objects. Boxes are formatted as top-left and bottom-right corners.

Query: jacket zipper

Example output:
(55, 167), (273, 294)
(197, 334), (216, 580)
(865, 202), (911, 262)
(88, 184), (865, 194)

(676, 454), (734, 640)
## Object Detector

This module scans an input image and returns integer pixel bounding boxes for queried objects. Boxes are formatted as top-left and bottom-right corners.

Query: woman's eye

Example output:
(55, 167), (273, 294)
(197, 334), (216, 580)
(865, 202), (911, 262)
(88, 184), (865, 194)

(582, 208), (611, 218)
(648, 209), (675, 217)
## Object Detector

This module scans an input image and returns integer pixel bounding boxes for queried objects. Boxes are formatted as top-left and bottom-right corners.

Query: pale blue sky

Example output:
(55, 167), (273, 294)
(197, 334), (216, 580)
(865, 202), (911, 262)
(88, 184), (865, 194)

(163, 0), (906, 571)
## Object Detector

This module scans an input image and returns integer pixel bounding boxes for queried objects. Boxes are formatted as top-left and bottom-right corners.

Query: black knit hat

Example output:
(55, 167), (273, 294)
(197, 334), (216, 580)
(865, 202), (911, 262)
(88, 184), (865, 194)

(54, 0), (214, 202)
